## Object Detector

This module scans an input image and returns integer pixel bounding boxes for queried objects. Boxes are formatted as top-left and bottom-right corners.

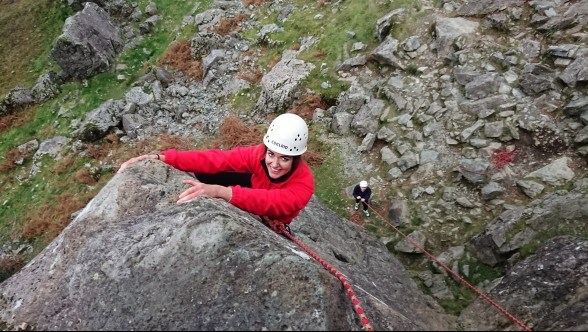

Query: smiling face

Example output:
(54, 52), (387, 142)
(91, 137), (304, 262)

(265, 148), (294, 179)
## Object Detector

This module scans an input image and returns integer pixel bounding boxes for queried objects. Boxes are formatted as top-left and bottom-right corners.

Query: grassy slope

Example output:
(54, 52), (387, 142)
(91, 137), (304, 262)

(0, 0), (209, 256)
(0, 0), (69, 98)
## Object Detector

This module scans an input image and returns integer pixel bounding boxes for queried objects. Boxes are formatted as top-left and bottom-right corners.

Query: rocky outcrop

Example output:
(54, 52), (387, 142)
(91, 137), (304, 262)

(0, 161), (455, 331)
(467, 179), (588, 266)
(51, 2), (123, 79)
(254, 50), (315, 114)
(459, 235), (588, 331)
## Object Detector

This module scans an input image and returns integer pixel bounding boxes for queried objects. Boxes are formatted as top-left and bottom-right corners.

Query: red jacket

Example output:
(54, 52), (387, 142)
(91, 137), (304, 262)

(162, 144), (314, 224)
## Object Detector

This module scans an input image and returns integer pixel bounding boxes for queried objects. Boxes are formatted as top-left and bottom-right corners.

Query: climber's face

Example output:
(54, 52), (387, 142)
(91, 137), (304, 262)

(265, 149), (293, 179)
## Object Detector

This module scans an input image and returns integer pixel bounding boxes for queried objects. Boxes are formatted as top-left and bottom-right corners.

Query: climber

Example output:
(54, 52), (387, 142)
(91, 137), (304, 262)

(353, 180), (371, 217)
(117, 113), (315, 227)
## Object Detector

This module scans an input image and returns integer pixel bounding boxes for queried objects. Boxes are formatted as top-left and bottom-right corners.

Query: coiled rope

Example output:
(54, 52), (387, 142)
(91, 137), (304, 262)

(263, 218), (374, 331)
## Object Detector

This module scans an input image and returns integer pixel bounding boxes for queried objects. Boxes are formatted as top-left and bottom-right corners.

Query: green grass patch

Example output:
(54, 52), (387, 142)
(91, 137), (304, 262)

(240, 0), (421, 102)
(311, 147), (349, 218)
(0, 0), (215, 280)
(0, 0), (71, 98)
(231, 86), (262, 115)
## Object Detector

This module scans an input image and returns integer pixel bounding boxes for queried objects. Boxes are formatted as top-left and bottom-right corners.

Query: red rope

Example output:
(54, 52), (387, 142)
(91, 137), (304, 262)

(364, 202), (532, 331)
(264, 219), (374, 331)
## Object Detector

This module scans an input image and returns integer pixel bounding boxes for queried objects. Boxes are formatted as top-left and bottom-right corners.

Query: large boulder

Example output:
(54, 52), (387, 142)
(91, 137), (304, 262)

(460, 236), (588, 331)
(51, 2), (123, 80)
(254, 50), (315, 114)
(0, 161), (455, 331)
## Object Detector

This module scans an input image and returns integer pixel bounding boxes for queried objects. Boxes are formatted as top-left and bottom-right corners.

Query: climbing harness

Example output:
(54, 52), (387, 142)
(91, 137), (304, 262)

(361, 202), (532, 331)
(261, 217), (374, 331)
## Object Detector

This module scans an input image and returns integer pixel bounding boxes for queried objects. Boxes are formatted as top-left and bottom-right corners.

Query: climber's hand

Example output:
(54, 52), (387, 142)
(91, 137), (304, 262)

(177, 180), (232, 204)
(117, 154), (160, 174)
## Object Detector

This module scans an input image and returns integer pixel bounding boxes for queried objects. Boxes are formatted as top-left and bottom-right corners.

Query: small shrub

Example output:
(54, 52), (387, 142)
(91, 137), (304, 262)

(75, 168), (96, 185)
(236, 70), (263, 83)
(213, 14), (248, 36)
(158, 40), (203, 80)
(211, 116), (264, 149)
(242, 0), (268, 7)
(288, 94), (328, 120)
(302, 150), (325, 167)
(313, 50), (327, 59)
(0, 148), (24, 173)
(55, 157), (75, 175)
(21, 193), (88, 241)
(0, 106), (34, 133)
(268, 55), (282, 70)
(491, 148), (517, 170)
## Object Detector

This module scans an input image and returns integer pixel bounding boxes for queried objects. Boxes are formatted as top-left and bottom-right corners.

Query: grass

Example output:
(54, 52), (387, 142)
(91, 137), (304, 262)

(239, 0), (416, 102)
(311, 143), (350, 218)
(0, 0), (71, 98)
(231, 86), (262, 114)
(0, 0), (215, 277)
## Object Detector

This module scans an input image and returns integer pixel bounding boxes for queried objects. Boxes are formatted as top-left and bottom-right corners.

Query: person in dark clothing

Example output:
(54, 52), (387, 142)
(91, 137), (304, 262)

(353, 180), (371, 217)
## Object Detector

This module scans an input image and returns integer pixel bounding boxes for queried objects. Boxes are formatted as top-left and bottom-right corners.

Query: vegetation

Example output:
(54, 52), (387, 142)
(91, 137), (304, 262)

(0, 0), (71, 98)
(2, 0), (582, 321)
(0, 0), (212, 280)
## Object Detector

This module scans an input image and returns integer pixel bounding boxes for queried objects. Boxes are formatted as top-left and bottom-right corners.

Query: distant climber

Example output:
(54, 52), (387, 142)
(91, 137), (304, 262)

(353, 180), (371, 217)
(118, 113), (315, 226)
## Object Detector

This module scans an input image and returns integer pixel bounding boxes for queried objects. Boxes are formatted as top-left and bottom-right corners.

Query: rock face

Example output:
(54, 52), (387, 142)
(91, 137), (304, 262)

(0, 161), (455, 331)
(51, 2), (123, 79)
(459, 236), (588, 331)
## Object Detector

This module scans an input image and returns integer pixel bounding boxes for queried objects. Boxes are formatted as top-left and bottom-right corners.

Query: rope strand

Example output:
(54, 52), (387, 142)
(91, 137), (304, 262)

(364, 202), (532, 331)
(264, 219), (374, 331)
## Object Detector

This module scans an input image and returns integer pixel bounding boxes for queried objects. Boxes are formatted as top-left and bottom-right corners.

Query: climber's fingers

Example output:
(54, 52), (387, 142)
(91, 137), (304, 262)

(177, 180), (206, 204)
(117, 155), (154, 174)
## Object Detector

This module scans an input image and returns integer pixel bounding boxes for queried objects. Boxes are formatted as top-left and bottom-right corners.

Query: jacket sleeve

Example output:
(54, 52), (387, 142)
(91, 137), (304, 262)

(364, 187), (372, 200)
(230, 165), (314, 223)
(161, 145), (261, 173)
(352, 185), (359, 197)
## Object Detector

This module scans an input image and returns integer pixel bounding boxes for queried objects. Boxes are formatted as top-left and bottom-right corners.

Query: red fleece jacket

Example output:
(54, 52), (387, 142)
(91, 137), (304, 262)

(162, 144), (314, 224)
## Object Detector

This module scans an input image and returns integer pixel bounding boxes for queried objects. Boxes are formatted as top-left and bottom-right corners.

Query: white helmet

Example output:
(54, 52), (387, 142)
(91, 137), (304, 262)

(360, 180), (368, 188)
(263, 113), (308, 156)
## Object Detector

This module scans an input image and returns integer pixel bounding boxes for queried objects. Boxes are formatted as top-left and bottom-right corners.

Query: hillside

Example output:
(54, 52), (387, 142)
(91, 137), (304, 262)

(0, 0), (587, 329)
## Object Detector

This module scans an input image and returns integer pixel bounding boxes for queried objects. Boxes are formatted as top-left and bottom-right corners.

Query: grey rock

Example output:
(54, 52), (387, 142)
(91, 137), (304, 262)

(357, 133), (376, 153)
(351, 98), (386, 135)
(460, 236), (588, 331)
(254, 50), (315, 114)
(32, 136), (70, 163)
(559, 57), (588, 87)
(519, 63), (555, 96)
(51, 2), (123, 79)
(370, 36), (405, 69)
(434, 17), (479, 58)
(337, 55), (366, 72)
(32, 71), (62, 102)
(516, 180), (545, 198)
(0, 161), (455, 331)
(459, 159), (490, 184)
(76, 99), (124, 142)
(394, 231), (426, 253)
(331, 112), (354, 135)
(481, 181), (505, 201)
(464, 73), (498, 100)
(456, 0), (526, 16)
(526, 157), (575, 185)
(563, 96), (588, 116)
